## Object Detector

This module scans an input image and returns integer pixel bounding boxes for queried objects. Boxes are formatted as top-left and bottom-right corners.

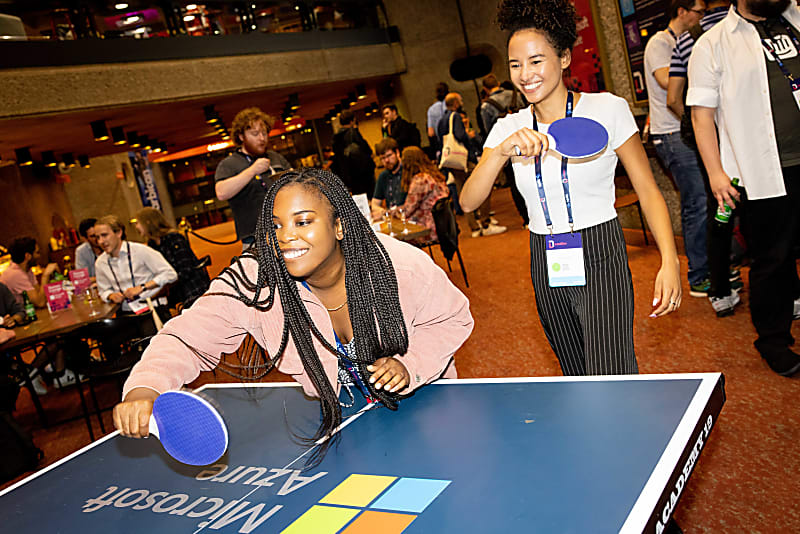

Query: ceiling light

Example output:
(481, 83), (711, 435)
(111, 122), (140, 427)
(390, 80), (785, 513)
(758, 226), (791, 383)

(42, 150), (57, 167)
(347, 92), (357, 106)
(356, 84), (367, 100)
(91, 120), (109, 141)
(204, 105), (220, 124)
(139, 136), (152, 150)
(186, 4), (198, 9)
(15, 147), (32, 166)
(288, 93), (300, 110)
(183, 15), (194, 22)
(62, 153), (76, 168)
(115, 3), (129, 10)
(78, 155), (91, 168)
(127, 131), (141, 148)
(111, 126), (127, 145)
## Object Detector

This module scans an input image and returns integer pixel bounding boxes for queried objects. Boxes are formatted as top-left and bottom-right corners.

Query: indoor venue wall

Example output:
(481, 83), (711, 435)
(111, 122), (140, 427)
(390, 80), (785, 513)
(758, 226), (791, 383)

(0, 162), (76, 253)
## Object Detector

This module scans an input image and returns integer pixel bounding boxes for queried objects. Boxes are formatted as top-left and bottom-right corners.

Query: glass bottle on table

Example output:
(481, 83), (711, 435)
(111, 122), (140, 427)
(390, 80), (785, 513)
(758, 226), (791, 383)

(22, 291), (37, 322)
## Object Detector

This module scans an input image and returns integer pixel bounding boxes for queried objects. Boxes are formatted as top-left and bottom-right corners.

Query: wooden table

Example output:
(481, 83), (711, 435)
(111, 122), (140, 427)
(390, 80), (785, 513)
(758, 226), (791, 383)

(378, 218), (431, 242)
(1, 297), (119, 428)
(4, 297), (118, 351)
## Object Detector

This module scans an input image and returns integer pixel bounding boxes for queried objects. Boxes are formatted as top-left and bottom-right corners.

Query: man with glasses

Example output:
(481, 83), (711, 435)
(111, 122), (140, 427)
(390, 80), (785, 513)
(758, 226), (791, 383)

(215, 107), (292, 250)
(645, 0), (710, 298)
(370, 137), (405, 221)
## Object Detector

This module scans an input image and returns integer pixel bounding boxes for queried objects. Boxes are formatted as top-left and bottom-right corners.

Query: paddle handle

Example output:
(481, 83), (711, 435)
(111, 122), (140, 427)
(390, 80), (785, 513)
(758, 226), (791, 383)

(148, 414), (160, 439)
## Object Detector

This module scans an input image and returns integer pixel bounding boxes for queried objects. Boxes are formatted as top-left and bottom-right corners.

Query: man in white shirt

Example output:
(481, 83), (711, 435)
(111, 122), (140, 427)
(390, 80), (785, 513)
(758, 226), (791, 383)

(644, 0), (709, 297)
(689, 0), (800, 376)
(93, 215), (177, 314)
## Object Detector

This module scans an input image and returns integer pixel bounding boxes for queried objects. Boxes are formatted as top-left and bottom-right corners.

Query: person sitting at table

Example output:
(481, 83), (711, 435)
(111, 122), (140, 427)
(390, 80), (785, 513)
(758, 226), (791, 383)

(74, 217), (103, 280)
(94, 215), (177, 314)
(113, 168), (474, 464)
(0, 237), (59, 308)
(370, 137), (405, 220)
(135, 208), (210, 309)
(397, 146), (450, 242)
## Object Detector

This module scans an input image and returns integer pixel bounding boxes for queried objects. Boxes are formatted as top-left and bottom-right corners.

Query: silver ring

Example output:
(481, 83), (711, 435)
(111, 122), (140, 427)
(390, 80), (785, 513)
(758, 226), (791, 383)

(513, 145), (521, 156)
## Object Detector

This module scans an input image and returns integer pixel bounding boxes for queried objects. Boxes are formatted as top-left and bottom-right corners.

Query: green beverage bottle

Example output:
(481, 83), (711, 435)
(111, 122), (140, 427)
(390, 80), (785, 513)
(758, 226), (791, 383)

(714, 177), (740, 224)
(22, 291), (37, 322)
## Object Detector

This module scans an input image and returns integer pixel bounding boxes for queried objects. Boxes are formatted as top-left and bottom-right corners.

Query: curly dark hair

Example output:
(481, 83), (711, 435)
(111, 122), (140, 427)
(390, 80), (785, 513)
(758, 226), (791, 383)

(496, 0), (578, 56)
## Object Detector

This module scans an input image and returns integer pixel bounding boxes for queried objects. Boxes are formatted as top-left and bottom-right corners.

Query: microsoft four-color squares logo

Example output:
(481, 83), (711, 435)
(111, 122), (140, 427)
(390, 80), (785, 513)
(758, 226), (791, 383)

(281, 474), (451, 533)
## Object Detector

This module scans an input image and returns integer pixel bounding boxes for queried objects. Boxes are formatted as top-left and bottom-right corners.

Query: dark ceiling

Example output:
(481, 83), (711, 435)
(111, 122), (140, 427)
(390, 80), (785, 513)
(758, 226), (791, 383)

(0, 76), (388, 165)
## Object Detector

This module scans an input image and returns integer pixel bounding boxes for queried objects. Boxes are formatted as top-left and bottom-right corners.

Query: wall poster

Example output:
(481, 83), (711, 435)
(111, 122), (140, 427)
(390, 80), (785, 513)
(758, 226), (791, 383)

(616, 0), (670, 104)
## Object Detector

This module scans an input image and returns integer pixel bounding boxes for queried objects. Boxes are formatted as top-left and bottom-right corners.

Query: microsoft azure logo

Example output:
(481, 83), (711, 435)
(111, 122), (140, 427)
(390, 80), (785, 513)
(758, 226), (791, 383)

(281, 474), (451, 533)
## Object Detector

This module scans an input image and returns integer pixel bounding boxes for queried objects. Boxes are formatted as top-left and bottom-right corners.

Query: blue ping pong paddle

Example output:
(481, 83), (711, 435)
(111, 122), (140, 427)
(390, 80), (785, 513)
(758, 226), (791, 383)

(148, 390), (229, 466)
(516, 116), (609, 158)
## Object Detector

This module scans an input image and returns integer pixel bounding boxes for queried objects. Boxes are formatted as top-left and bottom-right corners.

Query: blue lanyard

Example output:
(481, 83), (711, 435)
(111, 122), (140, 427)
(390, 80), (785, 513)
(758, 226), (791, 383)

(300, 280), (377, 403)
(759, 17), (800, 86)
(532, 91), (575, 235)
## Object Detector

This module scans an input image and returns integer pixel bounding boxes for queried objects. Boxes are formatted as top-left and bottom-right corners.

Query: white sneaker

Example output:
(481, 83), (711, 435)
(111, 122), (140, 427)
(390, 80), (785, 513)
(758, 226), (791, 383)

(709, 291), (741, 318)
(480, 223), (507, 237)
(26, 373), (48, 396)
(794, 297), (800, 320)
(54, 369), (82, 389)
(489, 217), (499, 225)
(471, 228), (482, 238)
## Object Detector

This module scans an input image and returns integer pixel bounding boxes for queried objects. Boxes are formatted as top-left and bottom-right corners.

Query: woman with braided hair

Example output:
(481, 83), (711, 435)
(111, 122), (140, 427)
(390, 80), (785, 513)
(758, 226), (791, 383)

(113, 168), (473, 460)
(461, 0), (681, 375)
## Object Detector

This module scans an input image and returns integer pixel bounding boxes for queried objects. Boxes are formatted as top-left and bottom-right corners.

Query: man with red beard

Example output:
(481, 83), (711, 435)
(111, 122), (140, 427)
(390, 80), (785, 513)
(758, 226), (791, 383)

(689, 0), (800, 376)
(215, 107), (292, 250)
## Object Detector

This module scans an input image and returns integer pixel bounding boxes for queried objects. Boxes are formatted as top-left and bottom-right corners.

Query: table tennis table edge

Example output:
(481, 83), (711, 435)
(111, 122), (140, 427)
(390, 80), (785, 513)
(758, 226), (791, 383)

(619, 372), (724, 533)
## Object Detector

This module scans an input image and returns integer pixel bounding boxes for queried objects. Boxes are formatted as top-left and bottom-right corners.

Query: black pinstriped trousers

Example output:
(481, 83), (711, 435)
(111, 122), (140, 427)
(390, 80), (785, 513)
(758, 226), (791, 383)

(529, 218), (638, 375)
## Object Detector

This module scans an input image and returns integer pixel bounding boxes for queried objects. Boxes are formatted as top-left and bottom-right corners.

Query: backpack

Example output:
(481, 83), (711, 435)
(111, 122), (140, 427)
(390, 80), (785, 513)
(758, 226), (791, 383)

(0, 410), (43, 483)
(679, 23), (707, 149)
(342, 129), (363, 159)
(479, 96), (509, 137)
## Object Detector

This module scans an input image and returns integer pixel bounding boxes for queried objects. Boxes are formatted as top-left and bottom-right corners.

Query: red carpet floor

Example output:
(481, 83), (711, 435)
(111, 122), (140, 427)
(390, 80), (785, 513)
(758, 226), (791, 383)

(3, 188), (799, 533)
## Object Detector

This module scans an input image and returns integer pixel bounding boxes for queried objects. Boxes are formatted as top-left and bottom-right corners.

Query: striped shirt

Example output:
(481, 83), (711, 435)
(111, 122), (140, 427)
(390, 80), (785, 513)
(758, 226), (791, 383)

(669, 7), (729, 77)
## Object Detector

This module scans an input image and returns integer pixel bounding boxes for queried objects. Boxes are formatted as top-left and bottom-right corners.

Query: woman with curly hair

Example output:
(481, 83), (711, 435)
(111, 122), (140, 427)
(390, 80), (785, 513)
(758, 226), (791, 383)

(461, 0), (681, 376)
(398, 146), (450, 241)
(114, 169), (473, 464)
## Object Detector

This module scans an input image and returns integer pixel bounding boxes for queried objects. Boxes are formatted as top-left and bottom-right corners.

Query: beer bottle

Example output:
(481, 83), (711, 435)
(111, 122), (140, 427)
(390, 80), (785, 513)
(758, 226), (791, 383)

(714, 177), (740, 224)
(22, 291), (37, 322)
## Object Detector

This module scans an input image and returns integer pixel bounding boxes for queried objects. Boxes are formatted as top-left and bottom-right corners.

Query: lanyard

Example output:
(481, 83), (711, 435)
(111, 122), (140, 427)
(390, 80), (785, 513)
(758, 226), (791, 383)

(107, 241), (135, 294)
(758, 17), (800, 84)
(532, 91), (575, 235)
(300, 281), (377, 404)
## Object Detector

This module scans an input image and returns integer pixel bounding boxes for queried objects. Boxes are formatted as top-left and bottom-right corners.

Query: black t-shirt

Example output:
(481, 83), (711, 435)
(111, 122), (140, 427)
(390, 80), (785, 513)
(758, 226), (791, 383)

(214, 149), (291, 241)
(753, 17), (800, 167)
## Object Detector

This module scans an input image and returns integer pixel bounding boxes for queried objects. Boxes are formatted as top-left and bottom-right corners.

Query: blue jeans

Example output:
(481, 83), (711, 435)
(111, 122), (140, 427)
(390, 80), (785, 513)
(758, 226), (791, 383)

(653, 132), (709, 286)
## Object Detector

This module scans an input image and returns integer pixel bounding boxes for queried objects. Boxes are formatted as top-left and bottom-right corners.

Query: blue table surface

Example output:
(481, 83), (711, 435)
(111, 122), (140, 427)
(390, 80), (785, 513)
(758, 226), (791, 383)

(1, 377), (707, 533)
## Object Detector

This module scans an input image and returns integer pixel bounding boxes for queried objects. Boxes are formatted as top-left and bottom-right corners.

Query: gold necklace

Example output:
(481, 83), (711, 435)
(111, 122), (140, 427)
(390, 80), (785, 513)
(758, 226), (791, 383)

(326, 300), (347, 312)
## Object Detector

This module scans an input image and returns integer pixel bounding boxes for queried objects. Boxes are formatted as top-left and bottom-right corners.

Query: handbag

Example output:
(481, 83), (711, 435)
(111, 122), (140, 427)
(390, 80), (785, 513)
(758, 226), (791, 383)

(439, 112), (468, 171)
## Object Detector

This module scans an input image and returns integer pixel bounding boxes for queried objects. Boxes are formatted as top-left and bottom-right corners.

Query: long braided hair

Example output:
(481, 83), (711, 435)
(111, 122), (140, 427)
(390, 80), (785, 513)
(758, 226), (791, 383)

(198, 168), (409, 463)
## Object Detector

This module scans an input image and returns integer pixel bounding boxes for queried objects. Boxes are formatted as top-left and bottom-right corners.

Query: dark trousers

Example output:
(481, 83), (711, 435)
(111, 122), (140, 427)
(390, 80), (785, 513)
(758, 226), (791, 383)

(703, 174), (741, 298)
(741, 165), (800, 359)
(530, 218), (638, 375)
(505, 163), (529, 225)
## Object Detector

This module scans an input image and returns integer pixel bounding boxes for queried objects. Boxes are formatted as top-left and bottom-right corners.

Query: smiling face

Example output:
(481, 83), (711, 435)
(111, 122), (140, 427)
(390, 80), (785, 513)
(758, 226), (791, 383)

(272, 183), (344, 281)
(508, 29), (570, 106)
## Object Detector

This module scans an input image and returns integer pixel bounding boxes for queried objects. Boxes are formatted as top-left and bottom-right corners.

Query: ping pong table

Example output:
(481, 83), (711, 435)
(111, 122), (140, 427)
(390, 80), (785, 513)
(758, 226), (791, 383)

(0, 373), (725, 533)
